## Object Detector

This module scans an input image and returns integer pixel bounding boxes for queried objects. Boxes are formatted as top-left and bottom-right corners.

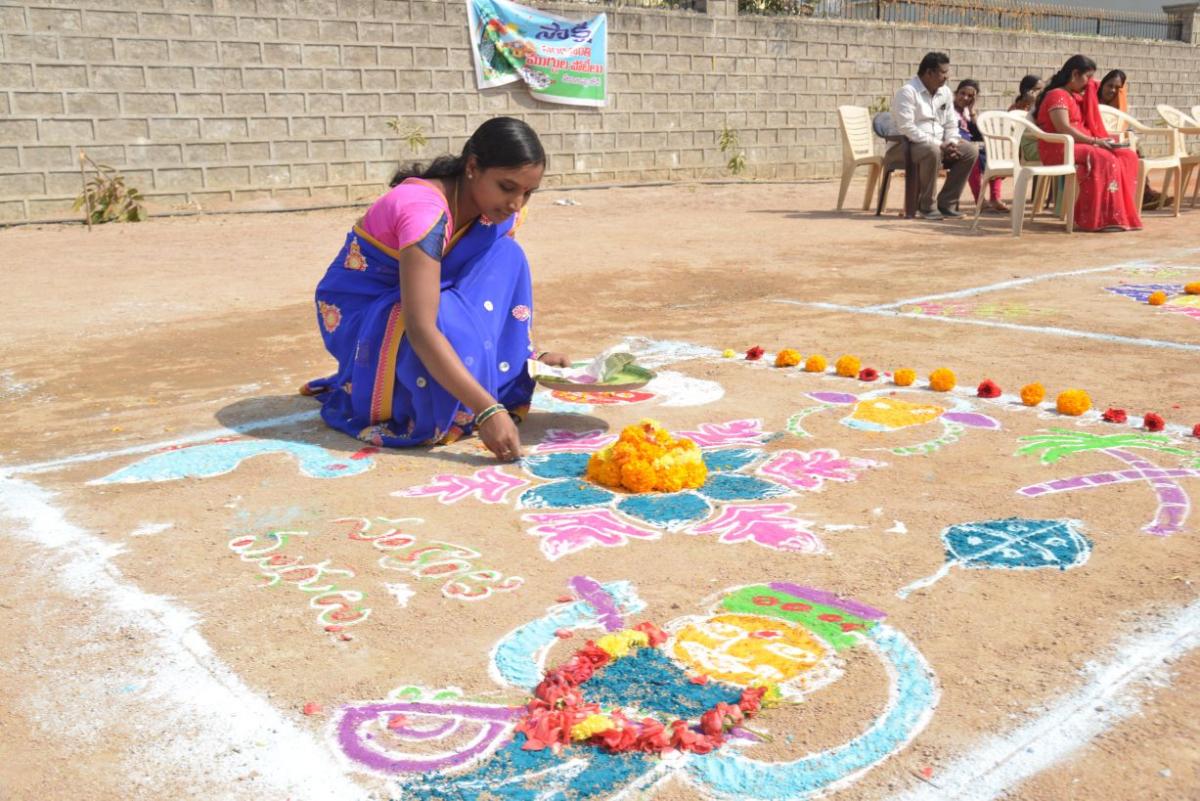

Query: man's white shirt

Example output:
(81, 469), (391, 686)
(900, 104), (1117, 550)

(891, 76), (960, 147)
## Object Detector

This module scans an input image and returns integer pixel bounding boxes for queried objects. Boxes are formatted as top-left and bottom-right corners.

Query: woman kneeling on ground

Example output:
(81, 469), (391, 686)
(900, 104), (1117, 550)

(303, 117), (570, 461)
(1034, 54), (1142, 232)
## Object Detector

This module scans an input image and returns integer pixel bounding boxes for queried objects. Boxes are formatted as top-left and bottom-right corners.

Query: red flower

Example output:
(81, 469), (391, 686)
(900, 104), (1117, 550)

(745, 346), (765, 361)
(976, 379), (1002, 398)
(715, 701), (743, 729)
(561, 657), (594, 684)
(1193, 423), (1200, 438)
(576, 643), (611, 668)
(738, 686), (768, 715)
(699, 708), (724, 736)
(1102, 408), (1127, 424)
(858, 367), (879, 382)
(1144, 412), (1165, 432)
(670, 720), (716, 753)
(599, 723), (638, 752)
(633, 621), (668, 647)
(636, 718), (672, 752)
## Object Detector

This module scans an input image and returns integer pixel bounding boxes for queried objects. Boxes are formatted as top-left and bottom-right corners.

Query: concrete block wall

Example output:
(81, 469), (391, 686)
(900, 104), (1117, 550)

(0, 0), (1198, 222)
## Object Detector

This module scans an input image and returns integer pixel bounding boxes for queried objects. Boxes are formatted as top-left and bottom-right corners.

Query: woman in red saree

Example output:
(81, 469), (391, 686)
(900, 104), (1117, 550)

(1034, 54), (1142, 232)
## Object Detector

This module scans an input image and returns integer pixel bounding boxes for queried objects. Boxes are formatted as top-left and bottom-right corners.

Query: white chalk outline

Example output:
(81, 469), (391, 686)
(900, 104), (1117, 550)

(0, 471), (368, 800)
(884, 597), (1200, 801)
(772, 300), (1200, 353)
(869, 250), (1199, 310)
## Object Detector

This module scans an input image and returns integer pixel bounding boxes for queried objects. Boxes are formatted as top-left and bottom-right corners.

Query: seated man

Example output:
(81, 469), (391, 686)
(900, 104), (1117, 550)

(887, 51), (979, 219)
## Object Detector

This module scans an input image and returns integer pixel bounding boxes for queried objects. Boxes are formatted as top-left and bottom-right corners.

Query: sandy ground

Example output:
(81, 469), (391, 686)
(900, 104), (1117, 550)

(1, 180), (1199, 801)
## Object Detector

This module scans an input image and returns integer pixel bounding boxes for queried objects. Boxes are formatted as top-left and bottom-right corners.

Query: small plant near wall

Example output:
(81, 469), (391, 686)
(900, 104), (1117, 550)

(73, 151), (145, 227)
(719, 126), (747, 176)
(387, 119), (430, 154)
(868, 96), (890, 115)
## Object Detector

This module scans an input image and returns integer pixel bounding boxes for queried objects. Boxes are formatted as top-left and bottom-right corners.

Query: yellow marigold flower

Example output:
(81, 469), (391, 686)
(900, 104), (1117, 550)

(835, 354), (861, 378)
(774, 348), (802, 368)
(596, 630), (649, 659)
(1186, 282), (1200, 295)
(1020, 383), (1045, 406)
(722, 348), (736, 358)
(1147, 291), (1168, 306)
(893, 368), (916, 387)
(804, 354), (827, 372)
(571, 714), (614, 741)
(1056, 388), (1091, 416)
(929, 368), (956, 392)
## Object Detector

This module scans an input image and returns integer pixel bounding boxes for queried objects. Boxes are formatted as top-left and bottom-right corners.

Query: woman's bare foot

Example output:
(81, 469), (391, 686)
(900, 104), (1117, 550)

(988, 199), (1011, 214)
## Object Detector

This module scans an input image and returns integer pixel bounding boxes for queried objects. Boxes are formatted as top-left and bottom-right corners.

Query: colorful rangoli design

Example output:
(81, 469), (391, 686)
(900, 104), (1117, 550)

(396, 420), (882, 560)
(1104, 283), (1200, 321)
(333, 579), (938, 801)
(787, 388), (1001, 456)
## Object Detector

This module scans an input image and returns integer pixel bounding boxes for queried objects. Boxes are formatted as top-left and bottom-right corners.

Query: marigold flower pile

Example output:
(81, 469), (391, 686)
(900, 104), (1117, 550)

(514, 622), (771, 756)
(586, 419), (707, 494)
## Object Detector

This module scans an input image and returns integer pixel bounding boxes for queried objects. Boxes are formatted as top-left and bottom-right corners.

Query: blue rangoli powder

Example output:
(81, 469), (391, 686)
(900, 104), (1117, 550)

(409, 736), (654, 801)
(584, 647), (743, 719)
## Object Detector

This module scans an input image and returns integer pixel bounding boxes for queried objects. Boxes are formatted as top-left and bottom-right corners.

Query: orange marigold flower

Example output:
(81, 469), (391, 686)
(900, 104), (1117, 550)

(774, 348), (802, 368)
(804, 355), (827, 373)
(1148, 291), (1168, 306)
(893, 368), (916, 387)
(588, 419), (706, 494)
(929, 368), (956, 392)
(1020, 383), (1045, 406)
(835, 354), (861, 378)
(1056, 389), (1091, 416)
(1186, 282), (1200, 295)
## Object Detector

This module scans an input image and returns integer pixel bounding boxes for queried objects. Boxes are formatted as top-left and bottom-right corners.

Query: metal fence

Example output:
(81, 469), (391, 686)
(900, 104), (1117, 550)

(739, 0), (1185, 41)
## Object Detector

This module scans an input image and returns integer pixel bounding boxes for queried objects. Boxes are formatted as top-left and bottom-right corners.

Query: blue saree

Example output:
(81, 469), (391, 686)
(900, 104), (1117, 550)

(303, 211), (535, 447)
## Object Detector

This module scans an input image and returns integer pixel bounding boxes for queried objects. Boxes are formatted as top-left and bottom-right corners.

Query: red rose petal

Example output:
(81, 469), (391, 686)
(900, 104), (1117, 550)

(976, 379), (1002, 399)
(1193, 423), (1200, 438)
(387, 714), (408, 730)
(1102, 408), (1127, 424)
(1144, 412), (1165, 432)
(745, 346), (765, 361)
(555, 595), (573, 603)
(554, 628), (573, 639)
(302, 702), (322, 716)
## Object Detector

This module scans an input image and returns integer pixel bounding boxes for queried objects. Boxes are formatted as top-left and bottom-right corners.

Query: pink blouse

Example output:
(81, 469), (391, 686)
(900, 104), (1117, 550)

(359, 178), (453, 260)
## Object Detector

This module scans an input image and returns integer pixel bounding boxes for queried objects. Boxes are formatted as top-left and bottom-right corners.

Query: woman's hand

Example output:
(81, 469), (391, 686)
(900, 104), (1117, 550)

(1093, 138), (1115, 151)
(538, 351), (572, 368)
(478, 411), (523, 462)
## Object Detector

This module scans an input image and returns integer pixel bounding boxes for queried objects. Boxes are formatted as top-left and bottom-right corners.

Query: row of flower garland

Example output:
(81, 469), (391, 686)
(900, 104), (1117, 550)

(727, 347), (1200, 438)
(1147, 281), (1200, 306)
(515, 622), (770, 756)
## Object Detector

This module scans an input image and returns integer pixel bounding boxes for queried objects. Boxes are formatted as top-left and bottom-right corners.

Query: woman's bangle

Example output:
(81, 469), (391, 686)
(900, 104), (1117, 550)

(473, 403), (506, 427)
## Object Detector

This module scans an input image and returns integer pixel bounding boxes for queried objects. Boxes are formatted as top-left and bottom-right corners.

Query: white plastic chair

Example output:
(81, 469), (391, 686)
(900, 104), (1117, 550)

(1193, 105), (1200, 125)
(836, 105), (884, 211)
(1098, 106), (1183, 217)
(1156, 104), (1200, 208)
(971, 111), (1077, 236)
